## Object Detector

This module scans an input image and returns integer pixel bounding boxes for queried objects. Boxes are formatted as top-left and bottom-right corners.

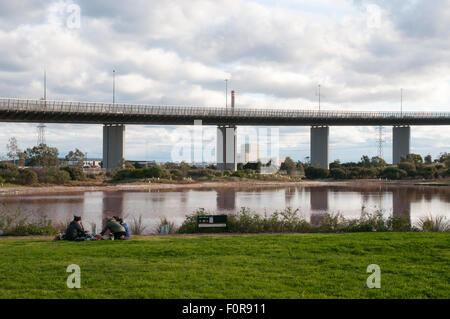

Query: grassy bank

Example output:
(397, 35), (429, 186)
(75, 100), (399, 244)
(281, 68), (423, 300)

(0, 233), (448, 298)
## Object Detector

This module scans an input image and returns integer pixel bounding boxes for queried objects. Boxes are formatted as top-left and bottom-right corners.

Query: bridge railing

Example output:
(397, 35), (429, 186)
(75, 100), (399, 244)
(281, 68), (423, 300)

(0, 97), (449, 120)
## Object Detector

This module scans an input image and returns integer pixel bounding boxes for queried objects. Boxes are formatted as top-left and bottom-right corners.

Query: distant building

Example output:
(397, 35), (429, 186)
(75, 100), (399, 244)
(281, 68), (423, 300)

(239, 143), (260, 163)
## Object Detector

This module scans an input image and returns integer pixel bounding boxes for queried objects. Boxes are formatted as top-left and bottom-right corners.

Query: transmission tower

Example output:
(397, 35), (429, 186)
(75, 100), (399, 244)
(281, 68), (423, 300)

(376, 126), (385, 158)
(37, 123), (46, 146)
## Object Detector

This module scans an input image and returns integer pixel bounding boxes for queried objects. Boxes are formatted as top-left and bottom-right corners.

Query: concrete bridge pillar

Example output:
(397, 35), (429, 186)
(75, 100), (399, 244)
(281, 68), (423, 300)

(310, 126), (329, 169)
(217, 126), (237, 171)
(392, 126), (410, 164)
(103, 124), (125, 169)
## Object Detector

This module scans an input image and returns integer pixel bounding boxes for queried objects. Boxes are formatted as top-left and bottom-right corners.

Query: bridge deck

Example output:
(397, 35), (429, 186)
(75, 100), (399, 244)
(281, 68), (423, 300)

(0, 98), (449, 126)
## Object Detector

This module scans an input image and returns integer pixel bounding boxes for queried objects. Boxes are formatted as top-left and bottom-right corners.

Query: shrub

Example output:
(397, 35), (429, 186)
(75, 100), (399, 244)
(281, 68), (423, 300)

(61, 166), (85, 181)
(16, 169), (38, 185)
(34, 168), (71, 184)
(381, 167), (407, 180)
(330, 168), (347, 179)
(231, 170), (246, 178)
(112, 165), (165, 181)
(416, 215), (449, 232)
(169, 169), (183, 180)
(178, 208), (207, 234)
(0, 163), (19, 183)
(176, 206), (449, 234)
(129, 215), (147, 235)
(416, 165), (437, 179)
(305, 167), (329, 179)
(398, 162), (416, 177)
(153, 217), (178, 234)
(187, 168), (216, 179)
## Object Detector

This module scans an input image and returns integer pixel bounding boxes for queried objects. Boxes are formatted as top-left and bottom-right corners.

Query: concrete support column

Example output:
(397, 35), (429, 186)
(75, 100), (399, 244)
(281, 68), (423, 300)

(392, 126), (410, 164)
(310, 126), (329, 169)
(103, 124), (125, 169)
(217, 126), (237, 171)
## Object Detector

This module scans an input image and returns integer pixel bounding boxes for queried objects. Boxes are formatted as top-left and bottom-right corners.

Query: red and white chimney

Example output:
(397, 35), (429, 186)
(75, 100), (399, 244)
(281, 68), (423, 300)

(231, 90), (235, 109)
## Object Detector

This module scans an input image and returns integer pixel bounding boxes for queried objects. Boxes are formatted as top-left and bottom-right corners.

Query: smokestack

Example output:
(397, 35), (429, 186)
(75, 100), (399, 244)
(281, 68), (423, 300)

(231, 90), (235, 109)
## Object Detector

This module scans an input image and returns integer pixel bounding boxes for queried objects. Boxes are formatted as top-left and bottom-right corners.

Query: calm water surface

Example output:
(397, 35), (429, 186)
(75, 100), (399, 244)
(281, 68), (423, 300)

(1, 185), (449, 234)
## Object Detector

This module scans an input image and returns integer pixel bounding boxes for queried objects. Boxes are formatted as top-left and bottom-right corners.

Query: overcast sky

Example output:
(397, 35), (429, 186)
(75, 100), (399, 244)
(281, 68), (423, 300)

(0, 0), (449, 163)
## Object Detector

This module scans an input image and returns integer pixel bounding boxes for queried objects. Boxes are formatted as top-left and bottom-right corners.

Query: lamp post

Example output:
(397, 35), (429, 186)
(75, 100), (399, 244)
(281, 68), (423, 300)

(400, 88), (403, 116)
(225, 79), (228, 108)
(113, 69), (116, 105)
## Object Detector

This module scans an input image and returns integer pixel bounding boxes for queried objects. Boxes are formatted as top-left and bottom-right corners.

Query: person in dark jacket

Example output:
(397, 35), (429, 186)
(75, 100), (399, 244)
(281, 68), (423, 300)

(64, 216), (87, 241)
(101, 216), (126, 239)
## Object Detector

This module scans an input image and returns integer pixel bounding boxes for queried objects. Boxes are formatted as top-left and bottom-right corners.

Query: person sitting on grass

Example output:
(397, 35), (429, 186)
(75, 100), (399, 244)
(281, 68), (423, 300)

(100, 216), (126, 240)
(64, 216), (88, 241)
(113, 216), (130, 239)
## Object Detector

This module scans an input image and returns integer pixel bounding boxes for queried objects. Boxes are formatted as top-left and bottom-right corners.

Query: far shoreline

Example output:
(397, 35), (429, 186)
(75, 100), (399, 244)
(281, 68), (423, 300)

(0, 178), (448, 196)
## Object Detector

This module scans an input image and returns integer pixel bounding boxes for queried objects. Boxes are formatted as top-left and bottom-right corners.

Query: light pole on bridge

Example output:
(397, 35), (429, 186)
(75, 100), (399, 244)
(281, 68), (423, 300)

(225, 79), (228, 108)
(113, 69), (116, 105)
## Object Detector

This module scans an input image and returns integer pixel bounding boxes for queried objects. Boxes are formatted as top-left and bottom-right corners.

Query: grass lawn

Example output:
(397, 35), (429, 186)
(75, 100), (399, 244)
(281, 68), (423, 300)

(0, 233), (448, 299)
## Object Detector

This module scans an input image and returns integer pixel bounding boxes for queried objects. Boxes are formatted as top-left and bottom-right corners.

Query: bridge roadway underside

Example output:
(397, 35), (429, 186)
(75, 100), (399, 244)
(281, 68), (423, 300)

(1, 109), (450, 126)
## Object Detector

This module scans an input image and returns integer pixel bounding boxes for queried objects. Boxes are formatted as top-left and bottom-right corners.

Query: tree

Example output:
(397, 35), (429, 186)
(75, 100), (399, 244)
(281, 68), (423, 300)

(65, 149), (86, 167)
(370, 156), (386, 167)
(424, 155), (432, 165)
(296, 161), (304, 173)
(25, 144), (59, 167)
(401, 153), (423, 165)
(360, 155), (371, 168)
(398, 162), (416, 177)
(280, 157), (296, 175)
(6, 137), (21, 165)
(438, 153), (450, 167)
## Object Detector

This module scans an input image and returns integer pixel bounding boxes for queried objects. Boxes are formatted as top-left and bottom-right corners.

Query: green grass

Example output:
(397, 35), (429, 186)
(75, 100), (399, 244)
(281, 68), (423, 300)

(0, 233), (448, 299)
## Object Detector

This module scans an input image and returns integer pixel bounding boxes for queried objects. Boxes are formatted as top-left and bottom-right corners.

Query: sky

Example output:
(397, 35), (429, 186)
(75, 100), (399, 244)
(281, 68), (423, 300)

(0, 0), (449, 163)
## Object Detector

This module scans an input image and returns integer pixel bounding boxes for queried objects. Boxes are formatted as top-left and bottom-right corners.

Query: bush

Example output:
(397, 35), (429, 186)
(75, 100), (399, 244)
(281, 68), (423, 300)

(178, 208), (207, 234)
(381, 167), (407, 180)
(16, 169), (38, 185)
(176, 206), (449, 234)
(0, 163), (19, 183)
(61, 166), (85, 181)
(416, 215), (449, 232)
(330, 168), (347, 179)
(231, 170), (246, 178)
(129, 215), (147, 235)
(398, 162), (416, 177)
(112, 165), (165, 181)
(187, 168), (216, 179)
(33, 168), (71, 184)
(416, 165), (437, 179)
(305, 167), (329, 179)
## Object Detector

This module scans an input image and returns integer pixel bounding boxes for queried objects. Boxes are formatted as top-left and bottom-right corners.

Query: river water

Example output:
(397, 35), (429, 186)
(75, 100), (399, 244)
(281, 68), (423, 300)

(0, 185), (449, 234)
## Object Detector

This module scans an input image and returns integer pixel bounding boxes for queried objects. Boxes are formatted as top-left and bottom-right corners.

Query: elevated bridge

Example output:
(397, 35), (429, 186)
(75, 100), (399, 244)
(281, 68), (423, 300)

(1, 97), (449, 170)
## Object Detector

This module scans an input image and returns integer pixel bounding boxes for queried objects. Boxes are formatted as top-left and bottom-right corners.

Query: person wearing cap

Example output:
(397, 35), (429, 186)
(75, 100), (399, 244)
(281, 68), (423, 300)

(64, 216), (88, 241)
(100, 216), (126, 240)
